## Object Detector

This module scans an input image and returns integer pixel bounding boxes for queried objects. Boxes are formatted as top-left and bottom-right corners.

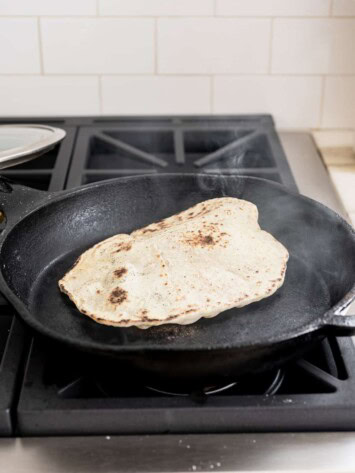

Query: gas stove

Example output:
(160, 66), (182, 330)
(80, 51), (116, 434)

(0, 117), (355, 451)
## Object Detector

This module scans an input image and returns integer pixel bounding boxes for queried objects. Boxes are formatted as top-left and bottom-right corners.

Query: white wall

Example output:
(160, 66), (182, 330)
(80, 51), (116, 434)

(0, 0), (355, 129)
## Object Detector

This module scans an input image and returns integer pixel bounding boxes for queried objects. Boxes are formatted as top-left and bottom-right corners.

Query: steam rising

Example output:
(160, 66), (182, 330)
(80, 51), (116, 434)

(96, 127), (355, 316)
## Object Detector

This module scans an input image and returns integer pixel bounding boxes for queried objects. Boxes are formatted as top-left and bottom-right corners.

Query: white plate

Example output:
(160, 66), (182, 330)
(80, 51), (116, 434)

(0, 125), (66, 169)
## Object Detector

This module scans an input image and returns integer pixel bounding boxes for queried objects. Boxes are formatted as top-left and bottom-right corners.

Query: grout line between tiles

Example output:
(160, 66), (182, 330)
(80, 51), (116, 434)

(154, 18), (158, 74)
(1, 15), (354, 19)
(0, 73), (103, 79)
(210, 76), (214, 112)
(96, 0), (99, 16)
(36, 17), (44, 74)
(213, 0), (217, 16)
(329, 0), (334, 16)
(268, 18), (274, 73)
(318, 76), (326, 128)
(98, 75), (103, 114)
(1, 73), (355, 78)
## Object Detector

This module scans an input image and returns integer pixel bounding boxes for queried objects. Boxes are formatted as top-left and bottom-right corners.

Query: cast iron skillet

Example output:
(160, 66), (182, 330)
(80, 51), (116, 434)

(0, 174), (354, 386)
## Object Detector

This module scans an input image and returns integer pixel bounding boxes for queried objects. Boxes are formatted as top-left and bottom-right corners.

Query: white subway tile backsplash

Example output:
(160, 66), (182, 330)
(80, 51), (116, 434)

(0, 19), (40, 73)
(41, 19), (154, 74)
(272, 19), (355, 74)
(216, 0), (330, 17)
(99, 0), (214, 16)
(102, 76), (210, 114)
(0, 2), (354, 130)
(0, 0), (96, 16)
(0, 76), (100, 115)
(322, 77), (355, 128)
(214, 76), (322, 128)
(158, 19), (270, 74)
(332, 0), (355, 16)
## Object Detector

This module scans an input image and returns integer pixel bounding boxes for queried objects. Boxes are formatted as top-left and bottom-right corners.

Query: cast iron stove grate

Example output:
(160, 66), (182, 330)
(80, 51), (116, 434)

(0, 115), (354, 436)
(8, 114), (355, 436)
(16, 336), (355, 435)
(66, 115), (297, 191)
(0, 119), (76, 435)
(0, 301), (26, 436)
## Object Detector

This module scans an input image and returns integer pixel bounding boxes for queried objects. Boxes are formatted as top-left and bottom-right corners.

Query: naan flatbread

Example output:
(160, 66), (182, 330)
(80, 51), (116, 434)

(59, 198), (289, 329)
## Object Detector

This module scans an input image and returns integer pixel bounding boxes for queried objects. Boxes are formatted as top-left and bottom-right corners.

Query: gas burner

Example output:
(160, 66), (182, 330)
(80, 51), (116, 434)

(145, 381), (238, 397)
(94, 369), (284, 398)
(146, 369), (284, 397)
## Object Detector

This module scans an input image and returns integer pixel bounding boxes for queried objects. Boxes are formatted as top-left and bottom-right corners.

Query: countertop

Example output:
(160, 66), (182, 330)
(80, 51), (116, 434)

(312, 129), (355, 227)
(1, 132), (355, 473)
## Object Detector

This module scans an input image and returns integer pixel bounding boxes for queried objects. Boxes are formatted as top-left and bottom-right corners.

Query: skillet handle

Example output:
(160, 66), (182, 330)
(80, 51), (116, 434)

(323, 314), (355, 336)
(0, 176), (47, 233)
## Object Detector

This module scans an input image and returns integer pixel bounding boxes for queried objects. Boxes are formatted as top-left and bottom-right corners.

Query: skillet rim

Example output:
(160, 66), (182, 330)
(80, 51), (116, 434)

(0, 173), (354, 353)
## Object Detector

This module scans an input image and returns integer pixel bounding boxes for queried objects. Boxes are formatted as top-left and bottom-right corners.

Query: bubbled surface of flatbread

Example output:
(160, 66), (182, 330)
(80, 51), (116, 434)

(59, 197), (289, 329)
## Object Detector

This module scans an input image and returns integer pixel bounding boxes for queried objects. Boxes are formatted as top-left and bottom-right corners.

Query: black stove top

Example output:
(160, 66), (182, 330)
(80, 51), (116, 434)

(1, 115), (355, 436)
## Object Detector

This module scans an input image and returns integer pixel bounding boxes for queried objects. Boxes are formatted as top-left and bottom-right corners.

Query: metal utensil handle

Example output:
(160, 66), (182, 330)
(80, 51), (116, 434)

(0, 176), (47, 233)
(324, 314), (355, 336)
